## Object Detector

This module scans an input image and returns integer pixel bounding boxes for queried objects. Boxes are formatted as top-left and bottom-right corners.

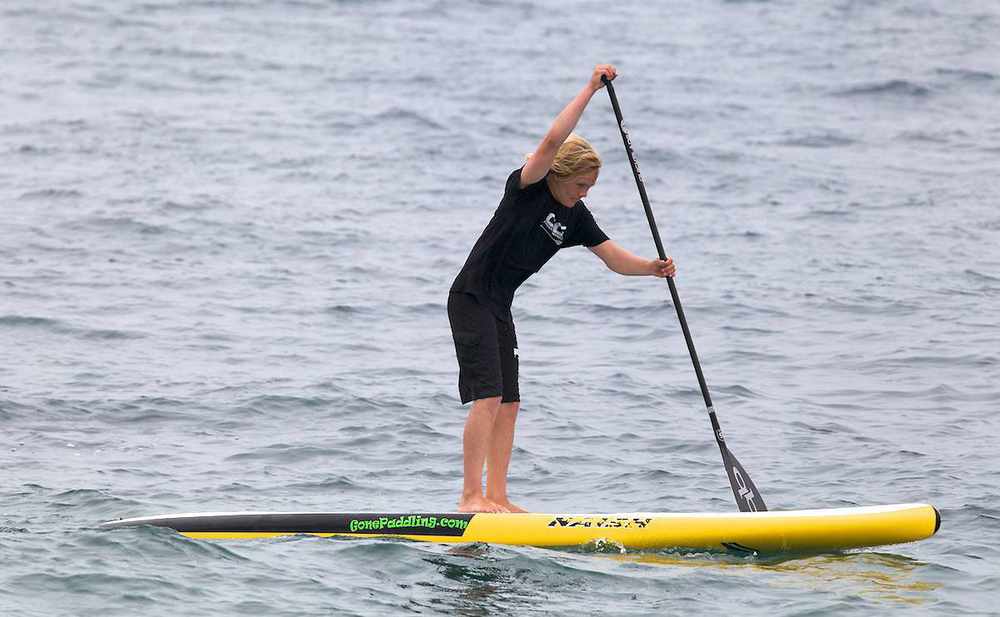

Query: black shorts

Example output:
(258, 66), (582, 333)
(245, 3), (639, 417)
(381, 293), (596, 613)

(447, 292), (519, 404)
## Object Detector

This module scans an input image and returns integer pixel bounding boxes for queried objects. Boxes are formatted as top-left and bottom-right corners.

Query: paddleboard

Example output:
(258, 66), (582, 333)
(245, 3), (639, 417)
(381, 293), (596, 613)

(101, 502), (939, 553)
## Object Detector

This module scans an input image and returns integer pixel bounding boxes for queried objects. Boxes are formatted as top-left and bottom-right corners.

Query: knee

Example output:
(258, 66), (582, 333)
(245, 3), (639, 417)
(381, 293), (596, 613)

(472, 396), (502, 419)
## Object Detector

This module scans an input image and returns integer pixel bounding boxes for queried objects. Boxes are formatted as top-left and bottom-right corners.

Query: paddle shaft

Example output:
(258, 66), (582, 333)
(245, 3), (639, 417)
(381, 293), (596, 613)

(601, 75), (766, 512)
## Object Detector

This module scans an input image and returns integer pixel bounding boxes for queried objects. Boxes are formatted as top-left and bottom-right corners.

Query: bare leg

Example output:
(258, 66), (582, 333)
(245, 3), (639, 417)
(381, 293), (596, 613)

(485, 401), (527, 512)
(458, 396), (507, 513)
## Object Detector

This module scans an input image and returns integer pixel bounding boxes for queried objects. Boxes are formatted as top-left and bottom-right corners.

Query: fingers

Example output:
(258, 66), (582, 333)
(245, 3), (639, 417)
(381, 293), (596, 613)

(596, 64), (617, 80)
(591, 64), (618, 89)
(652, 257), (676, 278)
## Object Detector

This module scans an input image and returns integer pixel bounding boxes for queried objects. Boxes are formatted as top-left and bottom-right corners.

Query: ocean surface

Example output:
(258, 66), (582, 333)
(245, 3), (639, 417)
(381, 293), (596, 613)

(2, 0), (999, 615)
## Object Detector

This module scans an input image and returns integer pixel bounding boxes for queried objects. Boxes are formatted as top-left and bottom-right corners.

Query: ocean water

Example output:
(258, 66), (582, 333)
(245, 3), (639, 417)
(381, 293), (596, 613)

(2, 0), (999, 615)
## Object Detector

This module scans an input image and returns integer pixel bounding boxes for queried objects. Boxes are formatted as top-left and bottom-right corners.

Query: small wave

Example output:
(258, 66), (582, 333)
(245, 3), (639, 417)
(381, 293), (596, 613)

(776, 131), (857, 148)
(676, 229), (765, 241)
(135, 44), (228, 61)
(371, 107), (445, 131)
(51, 488), (124, 511)
(234, 394), (334, 415)
(63, 216), (174, 236)
(0, 315), (62, 328)
(720, 324), (777, 335)
(159, 199), (214, 212)
(14, 144), (57, 155)
(964, 269), (1000, 283)
(689, 146), (745, 163)
(714, 383), (766, 399)
(323, 304), (376, 316)
(0, 397), (36, 421)
(114, 409), (194, 424)
(582, 538), (626, 553)
(287, 475), (366, 491)
(225, 443), (342, 463)
(789, 420), (857, 435)
(0, 314), (145, 340)
(834, 80), (932, 99)
(18, 188), (84, 200)
(817, 297), (920, 315)
(0, 526), (29, 533)
(723, 350), (788, 364)
(934, 67), (996, 82)
(82, 328), (145, 340)
(896, 129), (965, 144)
(396, 301), (442, 316)
(266, 155), (327, 171)
(861, 352), (997, 369)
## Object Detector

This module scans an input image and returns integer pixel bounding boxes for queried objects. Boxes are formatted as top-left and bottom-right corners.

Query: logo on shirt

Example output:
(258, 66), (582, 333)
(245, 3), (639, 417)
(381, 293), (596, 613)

(540, 212), (566, 246)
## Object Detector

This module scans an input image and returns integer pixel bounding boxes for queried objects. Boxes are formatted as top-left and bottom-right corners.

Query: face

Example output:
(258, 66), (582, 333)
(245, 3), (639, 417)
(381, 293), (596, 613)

(551, 168), (599, 207)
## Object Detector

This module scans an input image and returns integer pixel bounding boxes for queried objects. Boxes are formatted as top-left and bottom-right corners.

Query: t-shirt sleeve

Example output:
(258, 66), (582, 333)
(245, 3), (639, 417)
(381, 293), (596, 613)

(572, 206), (609, 248)
(504, 166), (546, 198)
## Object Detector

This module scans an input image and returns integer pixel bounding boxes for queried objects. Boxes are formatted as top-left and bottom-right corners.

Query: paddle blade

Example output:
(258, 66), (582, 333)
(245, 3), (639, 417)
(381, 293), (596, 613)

(723, 448), (767, 512)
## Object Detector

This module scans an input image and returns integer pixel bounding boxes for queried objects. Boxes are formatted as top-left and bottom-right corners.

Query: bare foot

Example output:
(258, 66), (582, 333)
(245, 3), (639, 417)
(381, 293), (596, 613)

(458, 495), (508, 513)
(488, 498), (528, 513)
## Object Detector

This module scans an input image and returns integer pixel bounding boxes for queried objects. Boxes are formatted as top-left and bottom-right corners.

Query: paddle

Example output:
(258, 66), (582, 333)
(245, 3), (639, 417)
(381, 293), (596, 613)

(601, 75), (767, 512)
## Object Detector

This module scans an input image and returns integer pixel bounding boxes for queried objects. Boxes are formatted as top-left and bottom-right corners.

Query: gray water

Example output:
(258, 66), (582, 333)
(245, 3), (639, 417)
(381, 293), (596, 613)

(2, 1), (999, 615)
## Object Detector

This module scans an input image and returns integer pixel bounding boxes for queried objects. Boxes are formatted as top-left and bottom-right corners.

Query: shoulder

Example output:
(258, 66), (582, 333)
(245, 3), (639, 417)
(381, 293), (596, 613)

(504, 167), (521, 188)
(574, 201), (598, 221)
(570, 201), (609, 247)
(504, 166), (547, 197)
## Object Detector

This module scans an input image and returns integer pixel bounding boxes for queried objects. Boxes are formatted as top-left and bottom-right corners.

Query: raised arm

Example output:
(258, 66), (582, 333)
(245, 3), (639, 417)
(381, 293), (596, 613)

(589, 240), (676, 277)
(519, 65), (618, 188)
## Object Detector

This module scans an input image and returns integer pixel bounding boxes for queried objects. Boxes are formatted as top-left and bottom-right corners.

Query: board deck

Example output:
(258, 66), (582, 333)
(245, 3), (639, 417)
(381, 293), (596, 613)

(101, 503), (940, 553)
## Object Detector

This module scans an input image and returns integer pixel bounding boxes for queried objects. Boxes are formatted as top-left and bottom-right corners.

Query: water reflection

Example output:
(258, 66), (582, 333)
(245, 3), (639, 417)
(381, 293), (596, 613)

(609, 549), (941, 605)
(418, 542), (939, 612)
(416, 543), (532, 617)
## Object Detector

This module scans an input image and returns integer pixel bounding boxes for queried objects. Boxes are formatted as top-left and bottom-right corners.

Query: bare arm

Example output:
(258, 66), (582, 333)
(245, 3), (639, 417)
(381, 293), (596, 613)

(519, 64), (618, 188)
(589, 240), (676, 277)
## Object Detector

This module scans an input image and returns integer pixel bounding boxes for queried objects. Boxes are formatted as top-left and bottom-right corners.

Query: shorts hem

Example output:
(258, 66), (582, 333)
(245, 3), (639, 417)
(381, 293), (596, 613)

(460, 390), (503, 405)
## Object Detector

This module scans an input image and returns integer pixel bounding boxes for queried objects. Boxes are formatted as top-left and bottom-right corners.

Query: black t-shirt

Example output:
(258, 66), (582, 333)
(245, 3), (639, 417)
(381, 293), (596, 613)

(450, 167), (609, 321)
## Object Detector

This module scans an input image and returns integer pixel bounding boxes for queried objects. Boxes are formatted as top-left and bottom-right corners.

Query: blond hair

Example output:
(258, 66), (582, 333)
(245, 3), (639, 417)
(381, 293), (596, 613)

(549, 134), (602, 179)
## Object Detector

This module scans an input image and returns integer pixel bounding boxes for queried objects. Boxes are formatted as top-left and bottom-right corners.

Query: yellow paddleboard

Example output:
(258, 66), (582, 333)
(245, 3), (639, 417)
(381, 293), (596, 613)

(101, 503), (939, 553)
